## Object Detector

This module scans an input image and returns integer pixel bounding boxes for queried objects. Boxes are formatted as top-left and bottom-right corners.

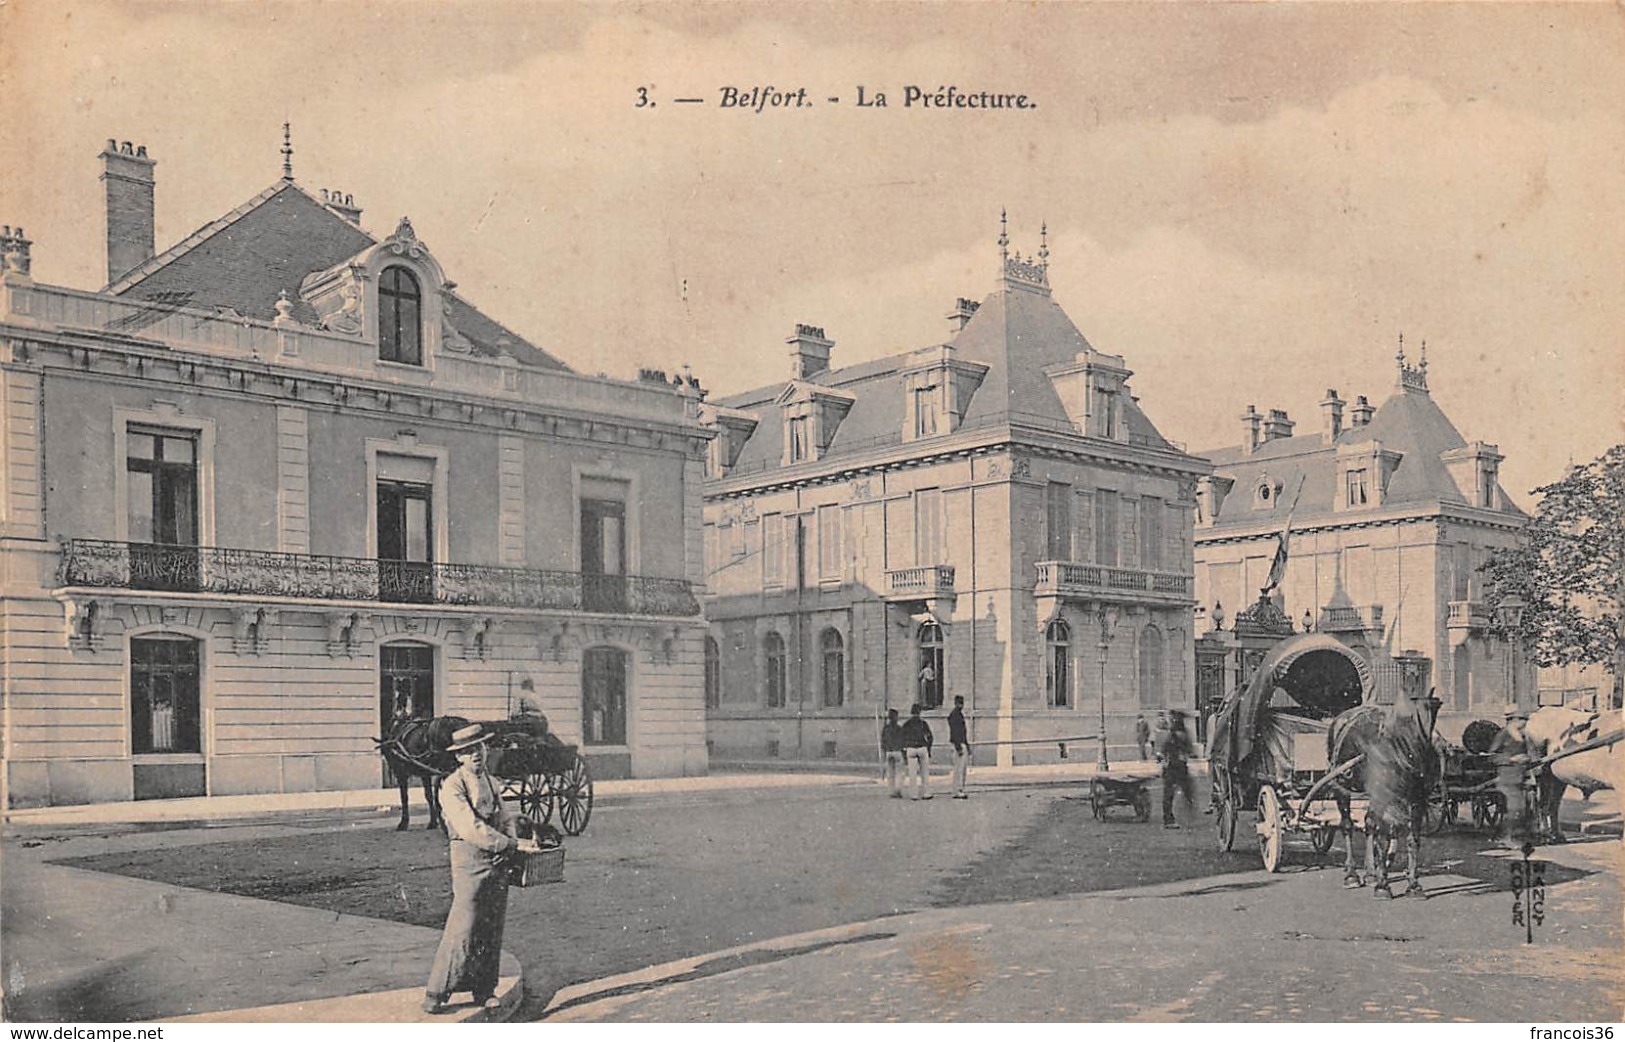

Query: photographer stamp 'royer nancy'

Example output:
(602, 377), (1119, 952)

(717, 85), (1036, 111)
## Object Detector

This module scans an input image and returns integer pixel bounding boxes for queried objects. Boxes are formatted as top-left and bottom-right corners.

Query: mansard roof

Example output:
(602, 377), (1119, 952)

(107, 180), (569, 372)
(712, 268), (1180, 477)
(1199, 367), (1525, 529)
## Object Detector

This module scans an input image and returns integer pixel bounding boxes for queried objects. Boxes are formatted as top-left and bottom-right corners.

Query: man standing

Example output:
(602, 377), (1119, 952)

(947, 696), (970, 799)
(1158, 709), (1195, 829)
(1134, 714), (1151, 761)
(880, 708), (906, 798)
(901, 703), (934, 800)
(1490, 704), (1536, 849)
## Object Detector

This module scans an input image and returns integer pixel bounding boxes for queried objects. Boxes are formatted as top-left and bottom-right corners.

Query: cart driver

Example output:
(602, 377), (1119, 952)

(1489, 704), (1536, 849)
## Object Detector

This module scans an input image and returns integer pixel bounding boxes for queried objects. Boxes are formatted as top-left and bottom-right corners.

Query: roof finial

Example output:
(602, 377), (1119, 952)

(1038, 221), (1049, 270)
(281, 122), (294, 182)
(1419, 338), (1428, 374)
(1395, 331), (1405, 365)
(998, 208), (1009, 264)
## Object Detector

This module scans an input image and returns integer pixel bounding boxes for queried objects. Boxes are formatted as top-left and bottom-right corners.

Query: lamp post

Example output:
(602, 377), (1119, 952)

(1499, 595), (1526, 709)
(1096, 603), (1119, 771)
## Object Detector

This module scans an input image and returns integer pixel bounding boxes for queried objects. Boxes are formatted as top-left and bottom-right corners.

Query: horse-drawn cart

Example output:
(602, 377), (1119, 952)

(484, 714), (595, 836)
(1209, 634), (1374, 872)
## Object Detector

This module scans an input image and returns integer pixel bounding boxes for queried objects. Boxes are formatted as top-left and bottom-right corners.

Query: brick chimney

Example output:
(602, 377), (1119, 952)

(787, 323), (834, 380)
(1240, 404), (1263, 454)
(1350, 394), (1374, 427)
(1319, 389), (1345, 443)
(319, 188), (364, 225)
(1263, 409), (1295, 442)
(100, 140), (156, 285)
(946, 297), (980, 332)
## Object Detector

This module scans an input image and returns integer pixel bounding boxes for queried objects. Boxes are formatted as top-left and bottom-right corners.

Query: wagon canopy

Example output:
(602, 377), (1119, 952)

(1209, 633), (1374, 773)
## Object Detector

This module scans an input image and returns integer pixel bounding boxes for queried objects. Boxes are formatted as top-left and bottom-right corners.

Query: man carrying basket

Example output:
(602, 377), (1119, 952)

(423, 723), (524, 1014)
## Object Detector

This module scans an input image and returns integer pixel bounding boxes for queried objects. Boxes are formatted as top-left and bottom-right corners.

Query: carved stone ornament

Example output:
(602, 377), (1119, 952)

(386, 216), (430, 260)
(64, 597), (104, 651)
(319, 270), (365, 336)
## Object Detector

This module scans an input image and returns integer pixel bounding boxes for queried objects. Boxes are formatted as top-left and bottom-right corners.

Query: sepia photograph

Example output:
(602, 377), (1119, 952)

(1, 0), (1621, 1026)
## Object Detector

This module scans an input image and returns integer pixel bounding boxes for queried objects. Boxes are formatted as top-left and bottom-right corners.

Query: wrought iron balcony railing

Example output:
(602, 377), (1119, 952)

(56, 539), (701, 617)
(1033, 560), (1193, 602)
(884, 565), (956, 599)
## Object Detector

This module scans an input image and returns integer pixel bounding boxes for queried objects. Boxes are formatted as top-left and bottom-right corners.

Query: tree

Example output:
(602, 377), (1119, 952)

(1482, 444), (1624, 708)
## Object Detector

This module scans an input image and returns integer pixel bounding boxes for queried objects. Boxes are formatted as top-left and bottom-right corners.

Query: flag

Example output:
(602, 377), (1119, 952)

(1261, 475), (1305, 595)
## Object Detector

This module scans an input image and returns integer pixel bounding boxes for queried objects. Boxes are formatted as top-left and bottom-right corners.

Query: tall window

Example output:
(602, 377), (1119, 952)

(581, 497), (628, 612)
(914, 489), (942, 567)
(818, 505), (843, 580)
(762, 514), (784, 586)
(1046, 483), (1072, 560)
(378, 266), (423, 365)
(1094, 491), (1118, 567)
(1046, 619), (1071, 707)
(377, 478), (433, 603)
(704, 637), (721, 709)
(917, 622), (944, 709)
(913, 385), (939, 437)
(1097, 387), (1118, 438)
(582, 646), (628, 745)
(1479, 465), (1496, 508)
(764, 632), (787, 708)
(127, 427), (201, 591)
(1346, 468), (1369, 506)
(1139, 626), (1164, 707)
(1140, 497), (1162, 571)
(788, 416), (811, 463)
(131, 636), (201, 754)
(821, 628), (845, 708)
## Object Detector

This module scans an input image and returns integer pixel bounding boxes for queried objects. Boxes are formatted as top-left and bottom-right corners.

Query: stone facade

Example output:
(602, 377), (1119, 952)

(0, 140), (711, 808)
(1192, 344), (1533, 741)
(700, 229), (1210, 767)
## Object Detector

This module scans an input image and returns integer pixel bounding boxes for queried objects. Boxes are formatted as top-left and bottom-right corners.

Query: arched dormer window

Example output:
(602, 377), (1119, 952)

(379, 266), (423, 365)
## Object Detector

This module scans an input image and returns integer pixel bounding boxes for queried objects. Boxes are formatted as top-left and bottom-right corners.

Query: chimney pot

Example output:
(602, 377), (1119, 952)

(786, 323), (834, 380)
(1240, 404), (1263, 454)
(1262, 408), (1296, 442)
(1350, 394), (1374, 427)
(1319, 388), (1346, 443)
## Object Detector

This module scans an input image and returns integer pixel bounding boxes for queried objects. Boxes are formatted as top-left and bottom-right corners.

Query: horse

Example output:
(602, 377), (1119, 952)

(1326, 690), (1443, 898)
(377, 714), (469, 831)
(1525, 706), (1625, 843)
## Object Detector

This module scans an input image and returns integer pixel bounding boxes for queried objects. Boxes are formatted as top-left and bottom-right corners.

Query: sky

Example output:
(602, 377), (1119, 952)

(2, 1), (1621, 504)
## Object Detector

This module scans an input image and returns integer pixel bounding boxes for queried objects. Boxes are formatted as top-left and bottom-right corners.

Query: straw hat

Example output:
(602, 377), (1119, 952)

(447, 723), (494, 753)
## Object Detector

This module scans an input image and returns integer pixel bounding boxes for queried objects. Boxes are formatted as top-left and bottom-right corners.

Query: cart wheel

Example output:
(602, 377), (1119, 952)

(1133, 788), (1152, 823)
(509, 771), (555, 829)
(1256, 784), (1284, 873)
(1311, 827), (1335, 855)
(1216, 796), (1238, 852)
(556, 753), (594, 836)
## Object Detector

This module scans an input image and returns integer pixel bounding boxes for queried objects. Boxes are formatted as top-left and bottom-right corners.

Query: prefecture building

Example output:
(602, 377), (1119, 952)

(1191, 344), (1532, 740)
(0, 137), (710, 808)
(699, 226), (1210, 766)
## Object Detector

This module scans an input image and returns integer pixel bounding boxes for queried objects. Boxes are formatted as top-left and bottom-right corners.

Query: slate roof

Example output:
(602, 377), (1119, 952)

(713, 277), (1178, 476)
(1200, 378), (1525, 529)
(107, 180), (569, 372)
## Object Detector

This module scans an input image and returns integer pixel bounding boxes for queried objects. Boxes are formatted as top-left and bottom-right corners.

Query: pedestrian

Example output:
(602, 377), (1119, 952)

(424, 724), (524, 1014)
(881, 708), (906, 798)
(901, 702), (934, 800)
(1158, 709), (1195, 829)
(947, 695), (970, 798)
(1490, 704), (1536, 849)
(1134, 714), (1151, 761)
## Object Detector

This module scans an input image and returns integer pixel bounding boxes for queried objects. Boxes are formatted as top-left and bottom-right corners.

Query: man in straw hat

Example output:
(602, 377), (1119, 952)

(1489, 704), (1536, 849)
(1157, 708), (1196, 829)
(423, 723), (524, 1014)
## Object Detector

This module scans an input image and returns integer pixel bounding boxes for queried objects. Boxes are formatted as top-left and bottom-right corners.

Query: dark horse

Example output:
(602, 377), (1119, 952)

(1326, 689), (1442, 898)
(378, 714), (468, 831)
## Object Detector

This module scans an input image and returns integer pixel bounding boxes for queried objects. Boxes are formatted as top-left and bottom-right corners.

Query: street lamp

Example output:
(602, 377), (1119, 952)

(1499, 595), (1526, 710)
(1096, 603), (1119, 771)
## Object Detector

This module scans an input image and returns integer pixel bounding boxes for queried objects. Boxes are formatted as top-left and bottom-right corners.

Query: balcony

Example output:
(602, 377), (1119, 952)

(884, 565), (956, 600)
(1447, 599), (1491, 646)
(1033, 561), (1194, 606)
(56, 539), (700, 617)
(1317, 604), (1384, 634)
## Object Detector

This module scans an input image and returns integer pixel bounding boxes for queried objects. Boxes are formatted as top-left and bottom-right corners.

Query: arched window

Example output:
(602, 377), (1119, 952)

(1139, 625), (1164, 707)
(821, 628), (845, 708)
(917, 622), (944, 709)
(378, 266), (423, 365)
(1046, 619), (1071, 707)
(764, 632), (787, 708)
(704, 636), (721, 709)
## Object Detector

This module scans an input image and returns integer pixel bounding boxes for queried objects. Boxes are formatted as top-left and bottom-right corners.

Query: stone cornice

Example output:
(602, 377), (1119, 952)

(3, 329), (712, 459)
(1195, 502), (1527, 547)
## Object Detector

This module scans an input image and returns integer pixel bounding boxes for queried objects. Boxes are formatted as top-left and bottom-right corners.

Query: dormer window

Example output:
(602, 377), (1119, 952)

(788, 415), (812, 463)
(1478, 463), (1496, 508)
(913, 385), (939, 437)
(1254, 474), (1283, 508)
(379, 266), (423, 365)
(1346, 468), (1370, 507)
(1098, 386), (1118, 439)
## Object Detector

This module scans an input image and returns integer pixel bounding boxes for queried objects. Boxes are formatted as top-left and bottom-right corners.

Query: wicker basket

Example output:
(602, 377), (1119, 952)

(508, 843), (565, 887)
